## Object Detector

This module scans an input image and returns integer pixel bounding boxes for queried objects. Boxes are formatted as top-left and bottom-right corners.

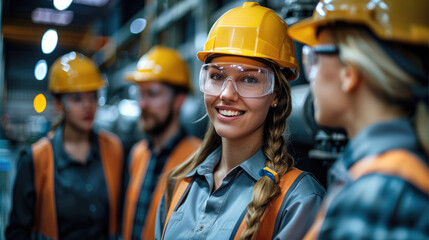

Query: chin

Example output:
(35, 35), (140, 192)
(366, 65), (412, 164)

(79, 123), (94, 132)
(214, 125), (246, 140)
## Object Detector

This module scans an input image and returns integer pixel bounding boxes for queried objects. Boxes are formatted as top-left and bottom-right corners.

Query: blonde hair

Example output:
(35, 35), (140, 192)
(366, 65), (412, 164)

(331, 27), (428, 155)
(165, 63), (294, 239)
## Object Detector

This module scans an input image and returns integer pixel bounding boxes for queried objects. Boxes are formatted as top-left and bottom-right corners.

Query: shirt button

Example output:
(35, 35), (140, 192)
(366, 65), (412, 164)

(199, 225), (204, 231)
(85, 184), (93, 192)
(89, 204), (97, 213)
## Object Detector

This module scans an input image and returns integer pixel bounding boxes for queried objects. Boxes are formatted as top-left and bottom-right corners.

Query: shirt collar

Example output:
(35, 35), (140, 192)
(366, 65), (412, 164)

(53, 125), (99, 171)
(186, 146), (267, 182)
(340, 117), (423, 169)
(186, 146), (221, 177)
(147, 127), (187, 156)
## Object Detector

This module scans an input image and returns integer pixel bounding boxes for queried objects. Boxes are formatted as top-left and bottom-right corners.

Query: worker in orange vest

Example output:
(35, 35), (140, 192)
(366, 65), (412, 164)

(6, 52), (124, 240)
(288, 0), (429, 239)
(122, 46), (201, 240)
(156, 2), (325, 240)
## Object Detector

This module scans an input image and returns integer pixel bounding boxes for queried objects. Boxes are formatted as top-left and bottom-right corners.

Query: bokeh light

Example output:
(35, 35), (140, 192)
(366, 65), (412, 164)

(41, 29), (58, 54)
(34, 60), (48, 80)
(130, 18), (147, 34)
(33, 94), (47, 113)
(53, 0), (73, 11)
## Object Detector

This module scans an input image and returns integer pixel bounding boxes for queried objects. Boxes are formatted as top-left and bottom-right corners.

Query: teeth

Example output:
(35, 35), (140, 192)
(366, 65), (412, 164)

(219, 109), (243, 116)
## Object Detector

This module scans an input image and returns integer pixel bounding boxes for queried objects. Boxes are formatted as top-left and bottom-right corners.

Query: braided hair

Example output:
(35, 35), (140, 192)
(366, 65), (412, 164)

(239, 64), (294, 239)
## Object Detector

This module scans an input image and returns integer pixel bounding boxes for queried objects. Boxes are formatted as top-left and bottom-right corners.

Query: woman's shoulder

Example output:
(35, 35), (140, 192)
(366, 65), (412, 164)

(330, 173), (428, 220)
(323, 174), (428, 238)
(283, 170), (326, 201)
(348, 173), (427, 201)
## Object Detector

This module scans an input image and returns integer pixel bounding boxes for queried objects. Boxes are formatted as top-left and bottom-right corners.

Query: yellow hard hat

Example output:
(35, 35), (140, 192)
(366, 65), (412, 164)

(197, 2), (299, 80)
(288, 0), (429, 46)
(126, 46), (191, 91)
(49, 51), (106, 93)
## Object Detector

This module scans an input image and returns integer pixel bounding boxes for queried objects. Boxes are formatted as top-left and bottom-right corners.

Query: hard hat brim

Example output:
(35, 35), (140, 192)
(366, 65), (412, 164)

(197, 50), (300, 81)
(50, 80), (106, 94)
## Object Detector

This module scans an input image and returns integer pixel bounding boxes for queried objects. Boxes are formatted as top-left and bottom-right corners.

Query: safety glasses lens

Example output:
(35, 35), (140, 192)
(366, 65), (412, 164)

(199, 63), (274, 98)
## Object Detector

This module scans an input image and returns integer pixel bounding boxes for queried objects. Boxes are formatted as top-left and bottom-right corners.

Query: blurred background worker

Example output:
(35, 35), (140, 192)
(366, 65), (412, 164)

(6, 52), (124, 240)
(122, 45), (201, 240)
(288, 0), (429, 239)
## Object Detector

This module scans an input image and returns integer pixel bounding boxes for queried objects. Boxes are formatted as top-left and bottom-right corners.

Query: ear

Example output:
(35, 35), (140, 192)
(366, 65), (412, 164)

(271, 96), (279, 108)
(341, 63), (361, 93)
(173, 93), (187, 113)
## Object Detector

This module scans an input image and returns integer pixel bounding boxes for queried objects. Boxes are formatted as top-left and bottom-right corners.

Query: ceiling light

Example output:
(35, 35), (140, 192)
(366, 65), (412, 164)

(130, 18), (147, 34)
(73, 0), (108, 7)
(41, 29), (58, 54)
(53, 0), (73, 11)
(32, 8), (73, 26)
(34, 60), (48, 80)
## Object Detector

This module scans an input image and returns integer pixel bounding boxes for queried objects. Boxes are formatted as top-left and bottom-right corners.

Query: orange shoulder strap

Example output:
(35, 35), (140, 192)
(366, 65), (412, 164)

(32, 137), (58, 239)
(142, 136), (201, 240)
(234, 168), (303, 240)
(161, 136), (201, 174)
(122, 140), (151, 240)
(98, 131), (124, 235)
(161, 177), (193, 240)
(349, 149), (429, 194)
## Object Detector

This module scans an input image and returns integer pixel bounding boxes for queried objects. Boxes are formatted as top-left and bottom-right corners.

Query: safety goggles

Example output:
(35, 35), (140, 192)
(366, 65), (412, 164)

(302, 45), (339, 81)
(199, 62), (275, 98)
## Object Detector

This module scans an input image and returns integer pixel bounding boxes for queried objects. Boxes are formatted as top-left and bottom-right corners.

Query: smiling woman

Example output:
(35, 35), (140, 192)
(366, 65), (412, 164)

(155, 2), (325, 240)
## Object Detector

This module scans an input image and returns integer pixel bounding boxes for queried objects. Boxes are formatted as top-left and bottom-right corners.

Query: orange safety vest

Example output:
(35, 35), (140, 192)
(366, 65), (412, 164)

(31, 131), (123, 240)
(161, 168), (304, 240)
(304, 149), (429, 240)
(122, 136), (201, 240)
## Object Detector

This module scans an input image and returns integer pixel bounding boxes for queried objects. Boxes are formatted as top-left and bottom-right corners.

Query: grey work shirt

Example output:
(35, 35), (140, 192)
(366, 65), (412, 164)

(156, 146), (325, 240)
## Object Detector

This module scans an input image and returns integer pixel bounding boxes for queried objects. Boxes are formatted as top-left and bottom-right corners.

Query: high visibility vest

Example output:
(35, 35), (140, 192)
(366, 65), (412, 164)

(31, 131), (123, 240)
(304, 149), (429, 240)
(161, 168), (304, 240)
(122, 136), (201, 240)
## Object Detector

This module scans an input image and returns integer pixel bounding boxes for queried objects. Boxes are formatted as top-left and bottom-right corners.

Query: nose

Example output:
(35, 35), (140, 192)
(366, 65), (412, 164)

(219, 79), (239, 101)
(81, 97), (96, 108)
(138, 96), (148, 109)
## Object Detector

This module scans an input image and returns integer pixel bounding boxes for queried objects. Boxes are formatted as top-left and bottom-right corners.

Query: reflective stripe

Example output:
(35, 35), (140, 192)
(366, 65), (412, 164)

(304, 149), (429, 240)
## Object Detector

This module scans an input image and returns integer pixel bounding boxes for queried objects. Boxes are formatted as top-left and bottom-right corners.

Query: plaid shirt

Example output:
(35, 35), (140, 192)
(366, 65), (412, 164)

(319, 118), (429, 239)
(130, 129), (187, 240)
